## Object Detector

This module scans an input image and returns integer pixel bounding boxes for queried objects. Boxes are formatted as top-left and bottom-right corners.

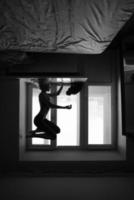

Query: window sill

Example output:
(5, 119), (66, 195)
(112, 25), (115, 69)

(19, 148), (126, 161)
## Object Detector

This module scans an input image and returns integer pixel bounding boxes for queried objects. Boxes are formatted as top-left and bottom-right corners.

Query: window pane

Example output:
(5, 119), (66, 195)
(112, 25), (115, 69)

(88, 86), (111, 145)
(56, 78), (71, 83)
(32, 88), (51, 145)
(57, 86), (80, 146)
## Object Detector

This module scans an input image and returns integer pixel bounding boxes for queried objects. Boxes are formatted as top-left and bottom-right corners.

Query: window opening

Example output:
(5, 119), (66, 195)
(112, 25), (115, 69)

(23, 78), (115, 150)
(57, 85), (80, 146)
(88, 86), (112, 145)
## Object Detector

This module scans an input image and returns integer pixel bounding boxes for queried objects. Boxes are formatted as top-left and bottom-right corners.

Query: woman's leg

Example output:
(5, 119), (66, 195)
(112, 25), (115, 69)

(34, 114), (49, 132)
(41, 119), (60, 135)
(44, 119), (60, 134)
(29, 116), (58, 140)
(27, 118), (56, 140)
(34, 114), (60, 134)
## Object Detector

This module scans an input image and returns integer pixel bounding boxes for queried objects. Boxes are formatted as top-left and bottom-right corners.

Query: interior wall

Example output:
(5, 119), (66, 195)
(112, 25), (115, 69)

(0, 78), (19, 168)
(125, 84), (134, 132)
(124, 83), (134, 164)
(0, 49), (132, 171)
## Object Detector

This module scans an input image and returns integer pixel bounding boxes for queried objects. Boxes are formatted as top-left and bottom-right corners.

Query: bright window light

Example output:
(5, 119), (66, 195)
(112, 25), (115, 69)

(57, 86), (80, 146)
(56, 78), (71, 83)
(88, 86), (111, 145)
(32, 88), (51, 145)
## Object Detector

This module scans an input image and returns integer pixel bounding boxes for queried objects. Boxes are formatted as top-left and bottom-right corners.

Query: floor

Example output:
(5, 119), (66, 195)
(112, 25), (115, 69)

(0, 177), (134, 200)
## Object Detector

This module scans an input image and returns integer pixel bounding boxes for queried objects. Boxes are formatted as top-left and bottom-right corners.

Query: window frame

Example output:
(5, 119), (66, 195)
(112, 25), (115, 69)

(25, 79), (117, 151)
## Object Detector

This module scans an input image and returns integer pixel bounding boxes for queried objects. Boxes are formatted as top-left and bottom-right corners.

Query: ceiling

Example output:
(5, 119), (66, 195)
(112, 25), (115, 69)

(0, 0), (134, 67)
(0, 0), (134, 54)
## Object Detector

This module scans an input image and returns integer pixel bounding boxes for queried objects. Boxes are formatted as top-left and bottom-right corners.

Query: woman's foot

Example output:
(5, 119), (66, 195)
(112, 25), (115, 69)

(41, 133), (56, 140)
(26, 131), (56, 140)
(27, 129), (43, 137)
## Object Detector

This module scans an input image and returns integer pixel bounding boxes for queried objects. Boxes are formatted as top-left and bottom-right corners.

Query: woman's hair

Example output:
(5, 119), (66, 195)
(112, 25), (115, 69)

(66, 82), (84, 95)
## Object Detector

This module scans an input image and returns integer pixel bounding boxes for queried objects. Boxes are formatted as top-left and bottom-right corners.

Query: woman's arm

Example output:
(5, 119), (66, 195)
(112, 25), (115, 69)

(49, 102), (72, 109)
(40, 93), (72, 109)
(48, 84), (63, 97)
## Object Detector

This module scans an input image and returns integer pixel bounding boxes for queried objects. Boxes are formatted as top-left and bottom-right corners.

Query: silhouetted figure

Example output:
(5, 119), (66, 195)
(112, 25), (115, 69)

(27, 78), (72, 140)
(66, 82), (84, 95)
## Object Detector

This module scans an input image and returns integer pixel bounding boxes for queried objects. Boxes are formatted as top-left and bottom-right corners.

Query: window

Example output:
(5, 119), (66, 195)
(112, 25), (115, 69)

(24, 78), (116, 150)
(88, 86), (111, 145)
(27, 81), (80, 149)
(57, 85), (80, 146)
(19, 54), (126, 162)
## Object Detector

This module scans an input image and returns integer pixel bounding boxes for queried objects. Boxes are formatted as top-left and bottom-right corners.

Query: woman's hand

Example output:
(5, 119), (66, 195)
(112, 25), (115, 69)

(65, 105), (72, 109)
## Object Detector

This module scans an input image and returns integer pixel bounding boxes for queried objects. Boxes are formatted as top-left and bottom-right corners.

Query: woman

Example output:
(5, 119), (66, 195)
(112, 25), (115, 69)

(28, 78), (72, 140)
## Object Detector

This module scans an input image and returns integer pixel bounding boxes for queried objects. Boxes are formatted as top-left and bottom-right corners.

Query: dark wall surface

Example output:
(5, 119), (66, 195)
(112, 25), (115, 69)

(1, 177), (134, 200)
(0, 49), (134, 174)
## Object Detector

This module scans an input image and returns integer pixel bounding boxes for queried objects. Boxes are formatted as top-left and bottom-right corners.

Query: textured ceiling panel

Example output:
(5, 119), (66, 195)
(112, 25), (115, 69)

(0, 0), (134, 54)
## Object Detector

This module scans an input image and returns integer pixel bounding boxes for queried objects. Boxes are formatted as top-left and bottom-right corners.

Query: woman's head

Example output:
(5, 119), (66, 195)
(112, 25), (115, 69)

(38, 78), (50, 91)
